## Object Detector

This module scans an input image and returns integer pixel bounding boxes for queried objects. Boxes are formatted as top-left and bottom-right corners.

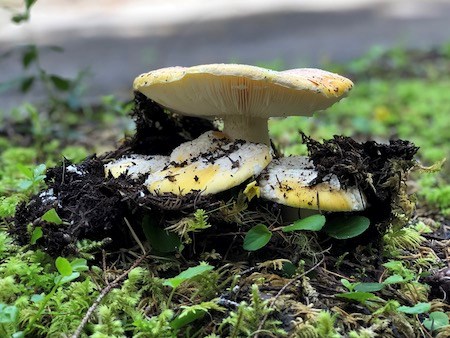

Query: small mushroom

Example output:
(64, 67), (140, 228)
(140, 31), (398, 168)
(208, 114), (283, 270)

(145, 131), (272, 196)
(257, 156), (367, 212)
(133, 64), (353, 145)
(104, 154), (169, 179)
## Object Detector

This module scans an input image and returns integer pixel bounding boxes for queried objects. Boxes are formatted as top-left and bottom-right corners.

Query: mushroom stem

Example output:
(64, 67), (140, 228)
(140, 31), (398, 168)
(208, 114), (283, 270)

(222, 115), (269, 145)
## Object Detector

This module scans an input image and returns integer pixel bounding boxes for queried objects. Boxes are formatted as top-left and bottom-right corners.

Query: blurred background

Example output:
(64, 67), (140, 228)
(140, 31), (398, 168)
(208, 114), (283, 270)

(1, 0), (450, 110)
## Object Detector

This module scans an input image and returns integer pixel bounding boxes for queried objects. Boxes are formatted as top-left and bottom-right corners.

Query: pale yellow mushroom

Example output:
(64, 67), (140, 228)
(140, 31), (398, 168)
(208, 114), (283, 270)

(104, 154), (169, 179)
(133, 64), (353, 145)
(258, 156), (367, 212)
(145, 131), (272, 196)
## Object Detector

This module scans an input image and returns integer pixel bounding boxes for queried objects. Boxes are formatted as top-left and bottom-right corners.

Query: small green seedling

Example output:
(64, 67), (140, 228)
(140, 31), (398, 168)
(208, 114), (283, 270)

(337, 278), (384, 304)
(17, 163), (46, 193)
(243, 224), (272, 251)
(323, 215), (370, 239)
(281, 214), (326, 232)
(422, 311), (449, 331)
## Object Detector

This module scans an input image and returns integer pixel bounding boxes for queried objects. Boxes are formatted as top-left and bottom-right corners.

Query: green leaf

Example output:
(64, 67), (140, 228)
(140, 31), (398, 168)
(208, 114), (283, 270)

(49, 75), (71, 91)
(41, 208), (63, 225)
(12, 332), (24, 338)
(17, 164), (33, 179)
(0, 304), (19, 323)
(341, 278), (354, 291)
(282, 214), (326, 232)
(354, 283), (384, 292)
(30, 227), (43, 245)
(71, 258), (88, 272)
(33, 164), (46, 177)
(336, 291), (378, 303)
(383, 274), (405, 284)
(18, 180), (33, 191)
(20, 76), (35, 92)
(22, 46), (37, 68)
(170, 307), (206, 330)
(54, 272), (80, 285)
(142, 215), (181, 253)
(323, 216), (370, 239)
(422, 311), (449, 331)
(55, 257), (72, 276)
(243, 224), (272, 251)
(12, 14), (28, 23)
(30, 294), (45, 303)
(398, 302), (431, 314)
(163, 263), (214, 289)
(281, 261), (296, 278)
(25, 0), (37, 9)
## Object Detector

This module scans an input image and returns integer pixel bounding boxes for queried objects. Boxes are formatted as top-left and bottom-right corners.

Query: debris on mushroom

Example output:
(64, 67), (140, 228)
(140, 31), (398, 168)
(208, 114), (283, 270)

(169, 130), (228, 164)
(104, 154), (169, 179)
(258, 156), (367, 212)
(133, 64), (353, 145)
(145, 131), (272, 196)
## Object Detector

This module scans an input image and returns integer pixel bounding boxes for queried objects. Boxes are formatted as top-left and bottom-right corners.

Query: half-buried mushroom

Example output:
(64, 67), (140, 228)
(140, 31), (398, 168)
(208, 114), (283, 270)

(105, 154), (169, 180)
(133, 64), (353, 145)
(145, 131), (272, 196)
(258, 156), (367, 212)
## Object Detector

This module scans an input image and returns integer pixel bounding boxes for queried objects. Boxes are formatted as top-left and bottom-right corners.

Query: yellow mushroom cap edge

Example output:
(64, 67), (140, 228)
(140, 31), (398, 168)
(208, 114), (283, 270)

(145, 131), (273, 196)
(104, 154), (169, 179)
(257, 156), (367, 212)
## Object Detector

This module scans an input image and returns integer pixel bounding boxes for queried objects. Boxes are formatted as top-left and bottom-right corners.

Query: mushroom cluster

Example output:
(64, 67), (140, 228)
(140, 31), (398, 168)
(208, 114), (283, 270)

(106, 63), (366, 213)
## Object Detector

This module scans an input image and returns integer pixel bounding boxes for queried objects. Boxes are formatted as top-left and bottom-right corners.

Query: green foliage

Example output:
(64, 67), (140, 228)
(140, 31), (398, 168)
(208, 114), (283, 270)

(132, 309), (175, 338)
(165, 209), (211, 244)
(282, 214), (326, 232)
(220, 284), (286, 337)
(243, 224), (272, 251)
(142, 215), (181, 253)
(163, 262), (214, 289)
(91, 305), (125, 338)
(0, 196), (21, 218)
(397, 302), (431, 314)
(418, 174), (450, 215)
(313, 311), (341, 338)
(10, 0), (37, 23)
(383, 223), (425, 257)
(16, 163), (46, 193)
(41, 208), (62, 225)
(422, 311), (449, 331)
(323, 216), (370, 239)
(382, 261), (415, 283)
(170, 302), (224, 330)
(61, 146), (89, 163)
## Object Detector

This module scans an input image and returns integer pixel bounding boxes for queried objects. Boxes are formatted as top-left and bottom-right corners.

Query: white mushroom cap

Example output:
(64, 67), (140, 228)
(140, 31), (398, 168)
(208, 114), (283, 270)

(258, 156), (367, 212)
(104, 154), (169, 179)
(145, 131), (272, 196)
(170, 130), (228, 164)
(133, 64), (353, 144)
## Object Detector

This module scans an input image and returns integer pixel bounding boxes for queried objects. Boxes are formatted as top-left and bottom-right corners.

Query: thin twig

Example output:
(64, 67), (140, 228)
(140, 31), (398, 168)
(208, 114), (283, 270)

(124, 217), (147, 254)
(253, 255), (325, 338)
(71, 254), (148, 338)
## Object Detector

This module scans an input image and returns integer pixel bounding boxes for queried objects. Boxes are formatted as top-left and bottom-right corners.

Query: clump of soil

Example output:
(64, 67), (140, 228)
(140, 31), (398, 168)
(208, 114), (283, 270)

(302, 133), (419, 228)
(11, 93), (216, 256)
(123, 92), (215, 156)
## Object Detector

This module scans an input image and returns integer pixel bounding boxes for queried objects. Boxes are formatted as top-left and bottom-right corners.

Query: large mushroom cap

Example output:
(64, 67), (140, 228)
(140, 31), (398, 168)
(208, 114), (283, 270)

(134, 64), (353, 118)
(258, 156), (367, 212)
(133, 64), (353, 144)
